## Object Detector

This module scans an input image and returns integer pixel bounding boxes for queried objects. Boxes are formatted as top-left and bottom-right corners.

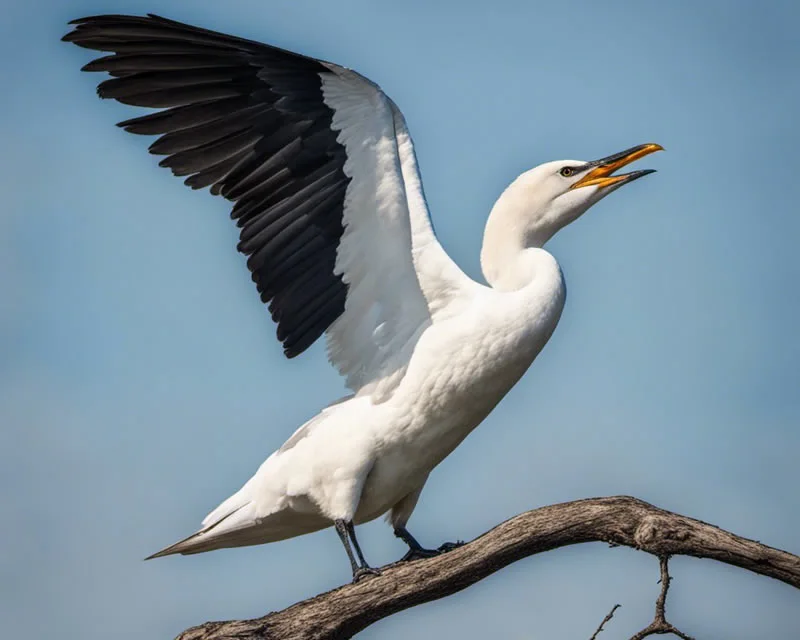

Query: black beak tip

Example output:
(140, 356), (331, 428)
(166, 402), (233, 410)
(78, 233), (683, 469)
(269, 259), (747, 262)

(623, 168), (657, 184)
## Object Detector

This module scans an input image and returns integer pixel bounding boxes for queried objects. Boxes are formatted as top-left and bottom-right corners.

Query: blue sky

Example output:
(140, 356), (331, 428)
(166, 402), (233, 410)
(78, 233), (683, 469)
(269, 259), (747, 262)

(2, 1), (799, 638)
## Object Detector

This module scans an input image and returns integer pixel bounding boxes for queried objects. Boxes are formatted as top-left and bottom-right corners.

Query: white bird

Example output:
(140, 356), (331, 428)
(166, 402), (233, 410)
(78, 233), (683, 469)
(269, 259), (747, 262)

(65, 14), (662, 581)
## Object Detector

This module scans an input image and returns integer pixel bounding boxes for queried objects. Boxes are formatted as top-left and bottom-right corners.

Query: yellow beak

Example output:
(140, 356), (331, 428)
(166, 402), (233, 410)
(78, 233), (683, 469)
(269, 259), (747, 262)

(570, 143), (664, 190)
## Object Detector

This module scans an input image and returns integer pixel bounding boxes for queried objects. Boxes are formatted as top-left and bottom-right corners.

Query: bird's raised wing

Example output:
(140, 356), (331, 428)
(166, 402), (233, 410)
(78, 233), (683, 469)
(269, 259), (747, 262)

(65, 14), (473, 399)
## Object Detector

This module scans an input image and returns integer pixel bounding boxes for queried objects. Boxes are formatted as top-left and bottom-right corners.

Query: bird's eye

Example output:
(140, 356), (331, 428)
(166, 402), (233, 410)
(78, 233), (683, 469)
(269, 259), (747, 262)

(560, 167), (574, 177)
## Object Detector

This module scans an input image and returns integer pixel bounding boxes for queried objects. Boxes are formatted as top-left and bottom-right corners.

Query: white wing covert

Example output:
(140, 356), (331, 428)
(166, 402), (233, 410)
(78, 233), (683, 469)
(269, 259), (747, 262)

(320, 67), (471, 399)
(66, 14), (473, 400)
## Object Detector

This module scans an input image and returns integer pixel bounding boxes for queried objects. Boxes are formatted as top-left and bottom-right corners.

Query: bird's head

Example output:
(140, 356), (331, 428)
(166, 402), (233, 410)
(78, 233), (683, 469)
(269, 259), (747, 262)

(501, 143), (663, 248)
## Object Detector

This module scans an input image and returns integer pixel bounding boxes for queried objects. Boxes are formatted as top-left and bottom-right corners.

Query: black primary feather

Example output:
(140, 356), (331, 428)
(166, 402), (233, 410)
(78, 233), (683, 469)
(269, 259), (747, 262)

(64, 14), (352, 358)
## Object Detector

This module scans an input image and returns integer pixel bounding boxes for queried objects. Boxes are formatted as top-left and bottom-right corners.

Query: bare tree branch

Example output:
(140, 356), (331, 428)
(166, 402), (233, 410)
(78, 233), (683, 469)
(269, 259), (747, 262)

(628, 556), (695, 640)
(589, 603), (620, 640)
(175, 496), (800, 640)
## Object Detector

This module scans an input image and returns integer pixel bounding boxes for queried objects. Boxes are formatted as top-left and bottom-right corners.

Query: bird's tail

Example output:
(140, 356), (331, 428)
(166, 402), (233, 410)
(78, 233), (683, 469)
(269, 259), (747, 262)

(146, 410), (341, 560)
(145, 495), (330, 559)
(145, 501), (260, 559)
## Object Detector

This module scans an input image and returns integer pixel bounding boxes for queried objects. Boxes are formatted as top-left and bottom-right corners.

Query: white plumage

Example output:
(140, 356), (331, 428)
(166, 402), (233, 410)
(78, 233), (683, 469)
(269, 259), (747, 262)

(320, 67), (469, 399)
(64, 13), (661, 579)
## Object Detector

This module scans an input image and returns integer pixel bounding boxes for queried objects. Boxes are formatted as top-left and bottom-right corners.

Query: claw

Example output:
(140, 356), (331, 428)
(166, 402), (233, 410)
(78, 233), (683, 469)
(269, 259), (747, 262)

(400, 547), (440, 562)
(400, 540), (464, 562)
(353, 566), (381, 582)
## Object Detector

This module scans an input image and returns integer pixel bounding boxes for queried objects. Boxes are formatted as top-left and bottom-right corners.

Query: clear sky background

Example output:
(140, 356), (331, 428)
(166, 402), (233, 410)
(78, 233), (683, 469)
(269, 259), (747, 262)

(2, 1), (798, 638)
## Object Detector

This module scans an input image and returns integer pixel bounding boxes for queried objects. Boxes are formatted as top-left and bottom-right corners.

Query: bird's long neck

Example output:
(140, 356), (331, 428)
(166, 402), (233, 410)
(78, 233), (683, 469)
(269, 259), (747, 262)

(480, 190), (547, 291)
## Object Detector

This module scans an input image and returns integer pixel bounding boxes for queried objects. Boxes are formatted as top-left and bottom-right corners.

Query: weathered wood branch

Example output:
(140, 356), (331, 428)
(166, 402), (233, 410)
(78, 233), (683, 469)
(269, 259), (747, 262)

(176, 496), (800, 640)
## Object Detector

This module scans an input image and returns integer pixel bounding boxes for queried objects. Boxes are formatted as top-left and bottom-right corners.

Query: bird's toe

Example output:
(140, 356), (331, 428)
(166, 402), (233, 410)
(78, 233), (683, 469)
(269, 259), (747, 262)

(400, 547), (441, 562)
(352, 566), (381, 582)
(437, 540), (465, 553)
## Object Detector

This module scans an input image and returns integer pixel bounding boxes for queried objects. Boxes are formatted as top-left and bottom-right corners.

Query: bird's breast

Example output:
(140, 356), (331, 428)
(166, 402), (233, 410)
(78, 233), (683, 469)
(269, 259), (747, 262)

(377, 267), (566, 474)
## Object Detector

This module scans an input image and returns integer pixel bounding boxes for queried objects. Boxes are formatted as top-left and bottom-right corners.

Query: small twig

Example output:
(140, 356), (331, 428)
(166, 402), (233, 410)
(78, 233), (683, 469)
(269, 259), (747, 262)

(589, 604), (620, 640)
(629, 556), (696, 640)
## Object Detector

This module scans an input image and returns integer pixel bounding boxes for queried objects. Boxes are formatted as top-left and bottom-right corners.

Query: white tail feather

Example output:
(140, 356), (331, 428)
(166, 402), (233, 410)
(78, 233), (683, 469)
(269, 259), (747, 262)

(145, 500), (331, 560)
(145, 501), (257, 559)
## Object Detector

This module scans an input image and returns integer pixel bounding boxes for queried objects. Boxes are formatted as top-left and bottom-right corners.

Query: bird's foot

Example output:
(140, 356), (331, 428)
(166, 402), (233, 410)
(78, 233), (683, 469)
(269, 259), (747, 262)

(437, 540), (465, 553)
(352, 566), (381, 583)
(400, 547), (440, 562)
(401, 540), (465, 562)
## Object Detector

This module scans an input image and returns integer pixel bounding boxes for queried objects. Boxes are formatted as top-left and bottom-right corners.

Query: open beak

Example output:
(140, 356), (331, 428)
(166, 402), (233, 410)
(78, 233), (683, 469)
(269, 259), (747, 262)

(570, 143), (663, 190)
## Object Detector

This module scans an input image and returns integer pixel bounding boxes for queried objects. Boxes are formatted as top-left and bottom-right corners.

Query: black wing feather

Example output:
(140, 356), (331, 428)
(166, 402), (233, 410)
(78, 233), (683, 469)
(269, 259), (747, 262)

(64, 14), (350, 358)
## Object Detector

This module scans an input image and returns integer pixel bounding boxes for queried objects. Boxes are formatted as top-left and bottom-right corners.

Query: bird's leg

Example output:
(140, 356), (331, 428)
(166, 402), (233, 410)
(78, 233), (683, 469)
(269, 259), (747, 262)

(334, 519), (360, 578)
(394, 526), (465, 562)
(334, 519), (379, 582)
(345, 521), (368, 567)
(394, 526), (430, 555)
(346, 520), (380, 580)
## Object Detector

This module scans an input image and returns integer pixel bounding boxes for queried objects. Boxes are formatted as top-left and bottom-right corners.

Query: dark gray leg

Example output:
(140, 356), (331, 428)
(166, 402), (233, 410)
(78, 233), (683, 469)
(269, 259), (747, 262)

(334, 519), (380, 582)
(344, 521), (368, 568)
(394, 526), (464, 562)
(334, 519), (360, 578)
